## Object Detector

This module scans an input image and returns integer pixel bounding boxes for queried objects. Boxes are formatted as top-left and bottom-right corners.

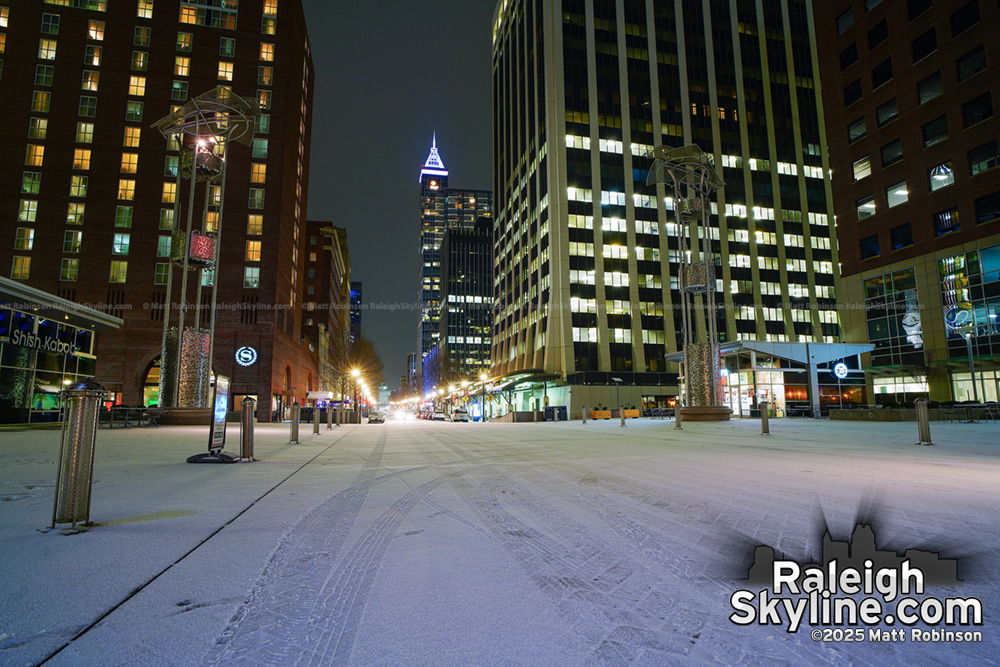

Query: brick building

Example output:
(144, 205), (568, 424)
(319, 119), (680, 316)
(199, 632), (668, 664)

(0, 0), (316, 420)
(814, 0), (1000, 403)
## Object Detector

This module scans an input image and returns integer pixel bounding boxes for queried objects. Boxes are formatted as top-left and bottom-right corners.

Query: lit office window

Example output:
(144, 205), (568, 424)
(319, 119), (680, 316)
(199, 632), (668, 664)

(115, 206), (133, 228)
(21, 172), (41, 194)
(247, 214), (263, 234)
(60, 259), (79, 281)
(70, 176), (88, 198)
(81, 70), (99, 91)
(252, 139), (268, 158)
(73, 149), (91, 170)
(928, 162), (954, 191)
(217, 61), (233, 81)
(88, 20), (104, 40)
(172, 80), (189, 101)
(174, 56), (190, 76)
(250, 163), (266, 183)
(38, 39), (57, 60)
(129, 75), (145, 96)
(14, 228), (34, 251)
(124, 126), (141, 147)
(25, 145), (44, 166)
(118, 179), (135, 200)
(67, 203), (85, 225)
(121, 153), (139, 173)
(76, 122), (95, 143)
(177, 32), (193, 51)
(244, 267), (260, 288)
(259, 43), (274, 61)
(159, 208), (174, 230)
(132, 52), (148, 71)
(11, 256), (31, 280)
(112, 233), (130, 255)
(126, 102), (143, 121)
(109, 260), (128, 283)
(18, 200), (38, 222)
(137, 1), (153, 19)
(63, 231), (82, 253)
(257, 90), (271, 109)
(154, 263), (169, 285)
(245, 241), (261, 262)
(258, 66), (273, 85)
(84, 45), (102, 66)
(162, 182), (176, 203)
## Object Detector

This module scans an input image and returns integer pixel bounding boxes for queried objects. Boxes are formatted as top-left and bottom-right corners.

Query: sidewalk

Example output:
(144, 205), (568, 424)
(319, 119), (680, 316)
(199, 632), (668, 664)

(1, 418), (999, 666)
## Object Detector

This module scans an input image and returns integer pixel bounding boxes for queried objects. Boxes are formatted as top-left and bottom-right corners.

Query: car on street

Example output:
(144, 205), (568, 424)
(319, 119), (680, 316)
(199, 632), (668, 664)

(450, 409), (469, 422)
(368, 412), (385, 424)
(432, 411), (447, 421)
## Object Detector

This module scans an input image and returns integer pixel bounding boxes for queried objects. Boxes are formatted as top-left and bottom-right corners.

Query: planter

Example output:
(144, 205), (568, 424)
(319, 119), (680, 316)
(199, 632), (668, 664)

(623, 409), (641, 419)
(590, 410), (612, 420)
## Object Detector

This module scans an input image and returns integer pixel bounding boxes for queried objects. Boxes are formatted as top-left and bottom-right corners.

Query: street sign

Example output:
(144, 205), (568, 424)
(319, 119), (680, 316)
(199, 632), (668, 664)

(833, 362), (849, 379)
(487, 395), (493, 402)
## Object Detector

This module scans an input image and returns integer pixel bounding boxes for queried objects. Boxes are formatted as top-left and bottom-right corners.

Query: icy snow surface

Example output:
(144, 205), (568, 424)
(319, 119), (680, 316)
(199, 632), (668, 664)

(0, 417), (998, 666)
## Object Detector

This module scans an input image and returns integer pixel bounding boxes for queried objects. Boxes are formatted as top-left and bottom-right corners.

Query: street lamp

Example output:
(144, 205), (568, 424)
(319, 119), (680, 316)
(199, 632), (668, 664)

(351, 369), (360, 423)
(612, 377), (625, 427)
(480, 372), (488, 422)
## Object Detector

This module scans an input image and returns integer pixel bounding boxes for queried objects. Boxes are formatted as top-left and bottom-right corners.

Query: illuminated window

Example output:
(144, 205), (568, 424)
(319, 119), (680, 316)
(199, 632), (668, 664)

(75, 122), (94, 143)
(171, 80), (189, 101)
(164, 155), (178, 177)
(32, 91), (51, 113)
(11, 256), (31, 280)
(264, 0), (278, 14)
(244, 267), (260, 288)
(28, 118), (48, 139)
(109, 260), (128, 283)
(0, 33), (6, 54)
(126, 101), (143, 121)
(217, 61), (233, 81)
(14, 228), (34, 251)
(255, 114), (269, 134)
(156, 236), (171, 257)
(250, 163), (266, 183)
(41, 13), (60, 34)
(205, 211), (219, 233)
(245, 241), (261, 262)
(79, 96), (97, 117)
(22, 172), (41, 194)
(25, 145), (44, 167)
(121, 153), (138, 173)
(38, 39), (57, 60)
(70, 175), (88, 197)
(257, 90), (271, 109)
(259, 43), (274, 61)
(179, 5), (196, 24)
(129, 75), (145, 96)
(88, 20), (104, 40)
(112, 233), (130, 255)
(82, 70), (99, 91)
(63, 230), (82, 253)
(35, 65), (54, 86)
(247, 214), (263, 235)
(220, 37), (235, 57)
(132, 51), (148, 71)
(262, 16), (276, 34)
(134, 26), (150, 46)
(118, 179), (135, 200)
(251, 139), (268, 159)
(115, 206), (133, 227)
(73, 149), (91, 170)
(159, 208), (174, 230)
(249, 188), (265, 208)
(19, 200), (37, 222)
(60, 259), (79, 282)
(0, 7), (7, 28)
(137, 0), (153, 19)
(84, 45), (102, 66)
(162, 182), (176, 203)
(177, 32), (192, 51)
(67, 203), (85, 225)
(258, 66), (273, 85)
(174, 56), (190, 76)
(124, 126), (141, 148)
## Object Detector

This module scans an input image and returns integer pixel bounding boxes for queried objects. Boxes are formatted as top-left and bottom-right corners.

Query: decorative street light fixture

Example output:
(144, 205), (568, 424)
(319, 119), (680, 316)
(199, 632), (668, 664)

(480, 372), (488, 422)
(351, 369), (360, 422)
(646, 144), (730, 421)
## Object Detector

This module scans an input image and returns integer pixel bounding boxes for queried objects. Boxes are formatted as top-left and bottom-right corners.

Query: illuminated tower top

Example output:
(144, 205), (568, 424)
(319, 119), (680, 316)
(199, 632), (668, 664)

(419, 132), (449, 186)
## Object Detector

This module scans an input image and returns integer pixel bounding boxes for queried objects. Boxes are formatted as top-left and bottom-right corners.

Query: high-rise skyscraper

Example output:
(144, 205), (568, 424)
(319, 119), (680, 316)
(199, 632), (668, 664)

(813, 0), (1000, 404)
(416, 134), (492, 388)
(0, 0), (315, 420)
(491, 0), (842, 413)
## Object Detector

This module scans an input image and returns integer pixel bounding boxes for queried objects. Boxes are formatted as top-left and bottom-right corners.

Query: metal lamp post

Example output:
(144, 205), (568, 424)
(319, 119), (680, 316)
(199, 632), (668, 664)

(351, 369), (360, 423)
(480, 373), (488, 422)
(963, 331), (980, 404)
(646, 145), (729, 421)
(612, 377), (625, 427)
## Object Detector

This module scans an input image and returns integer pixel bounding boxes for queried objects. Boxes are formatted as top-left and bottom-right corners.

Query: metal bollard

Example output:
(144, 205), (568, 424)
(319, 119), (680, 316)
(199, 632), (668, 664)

(619, 405), (626, 427)
(760, 401), (770, 436)
(240, 397), (256, 461)
(52, 379), (105, 528)
(674, 405), (683, 430)
(290, 402), (300, 443)
(327, 403), (332, 430)
(581, 406), (587, 424)
(313, 404), (320, 434)
(533, 406), (538, 422)
(915, 398), (933, 445)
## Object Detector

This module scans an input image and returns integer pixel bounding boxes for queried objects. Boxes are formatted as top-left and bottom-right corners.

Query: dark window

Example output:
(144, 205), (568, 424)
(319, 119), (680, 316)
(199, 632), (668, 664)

(917, 72), (942, 104)
(881, 139), (903, 167)
(907, 0), (932, 20)
(872, 59), (893, 88)
(975, 192), (1000, 224)
(865, 0), (883, 10)
(891, 223), (913, 250)
(922, 116), (948, 146)
(956, 46), (986, 83)
(962, 93), (993, 128)
(840, 43), (858, 70)
(843, 79), (863, 107)
(877, 98), (898, 126)
(934, 207), (960, 236)
(911, 29), (937, 62)
(868, 20), (889, 49)
(837, 8), (854, 35)
(951, 1), (980, 37)
(848, 117), (867, 142)
(969, 140), (999, 176)
(860, 235), (881, 260)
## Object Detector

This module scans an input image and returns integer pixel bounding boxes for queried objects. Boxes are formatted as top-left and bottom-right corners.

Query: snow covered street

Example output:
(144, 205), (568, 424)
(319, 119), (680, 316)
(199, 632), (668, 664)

(1, 417), (999, 666)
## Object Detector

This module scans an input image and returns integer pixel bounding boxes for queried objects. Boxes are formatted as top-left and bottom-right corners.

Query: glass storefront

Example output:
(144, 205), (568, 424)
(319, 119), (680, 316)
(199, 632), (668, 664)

(0, 307), (97, 424)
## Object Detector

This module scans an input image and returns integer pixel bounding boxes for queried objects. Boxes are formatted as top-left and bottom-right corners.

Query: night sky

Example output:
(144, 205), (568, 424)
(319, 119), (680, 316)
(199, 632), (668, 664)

(300, 1), (497, 387)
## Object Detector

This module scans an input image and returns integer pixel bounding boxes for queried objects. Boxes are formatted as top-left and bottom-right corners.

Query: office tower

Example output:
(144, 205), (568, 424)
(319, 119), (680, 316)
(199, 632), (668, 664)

(435, 216), (494, 380)
(417, 134), (493, 388)
(349, 280), (362, 344)
(0, 1), (314, 420)
(491, 0), (842, 413)
(303, 221), (351, 397)
(814, 0), (1000, 403)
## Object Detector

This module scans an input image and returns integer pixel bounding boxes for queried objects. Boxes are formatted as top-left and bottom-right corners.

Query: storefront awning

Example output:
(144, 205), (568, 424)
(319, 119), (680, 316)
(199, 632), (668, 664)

(666, 341), (874, 365)
(0, 276), (122, 331)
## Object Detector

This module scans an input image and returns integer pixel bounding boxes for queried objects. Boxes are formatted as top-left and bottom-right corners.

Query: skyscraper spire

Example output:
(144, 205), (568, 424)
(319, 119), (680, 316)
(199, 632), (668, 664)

(419, 132), (448, 182)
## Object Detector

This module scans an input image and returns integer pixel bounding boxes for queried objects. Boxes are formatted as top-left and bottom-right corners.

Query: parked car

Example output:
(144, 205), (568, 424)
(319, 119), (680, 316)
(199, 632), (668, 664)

(368, 411), (385, 424)
(450, 409), (469, 422)
(432, 411), (447, 421)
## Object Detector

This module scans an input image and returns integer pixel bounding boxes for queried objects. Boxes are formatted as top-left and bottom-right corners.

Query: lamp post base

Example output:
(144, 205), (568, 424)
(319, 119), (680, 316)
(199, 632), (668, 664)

(679, 406), (732, 421)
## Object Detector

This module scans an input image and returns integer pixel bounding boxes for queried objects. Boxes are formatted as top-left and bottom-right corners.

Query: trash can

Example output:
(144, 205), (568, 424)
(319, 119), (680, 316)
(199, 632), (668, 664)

(52, 378), (105, 528)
